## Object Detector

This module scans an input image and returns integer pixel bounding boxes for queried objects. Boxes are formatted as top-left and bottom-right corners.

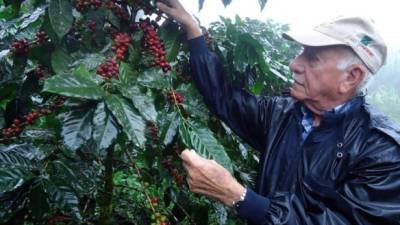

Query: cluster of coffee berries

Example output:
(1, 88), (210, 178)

(11, 39), (29, 56)
(162, 158), (184, 186)
(86, 20), (98, 43)
(96, 58), (119, 79)
(167, 90), (184, 104)
(112, 33), (131, 60)
(140, 19), (171, 73)
(27, 67), (46, 79)
(35, 31), (51, 45)
(1, 108), (51, 139)
(146, 121), (159, 140)
(105, 0), (128, 19)
(2, 119), (23, 138)
(47, 215), (65, 225)
(150, 212), (168, 225)
(150, 196), (159, 207)
(74, 0), (102, 12)
(129, 22), (139, 31)
(87, 20), (96, 32)
(148, 197), (169, 225)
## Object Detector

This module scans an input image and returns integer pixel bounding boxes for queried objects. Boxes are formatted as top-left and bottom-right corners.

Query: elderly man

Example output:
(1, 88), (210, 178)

(157, 1), (400, 224)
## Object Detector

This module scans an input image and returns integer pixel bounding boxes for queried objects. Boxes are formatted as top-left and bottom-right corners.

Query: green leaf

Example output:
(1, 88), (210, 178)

(92, 102), (119, 150)
(51, 48), (72, 73)
(70, 53), (105, 71)
(158, 22), (182, 62)
(0, 144), (39, 193)
(221, 0), (232, 7)
(234, 33), (264, 73)
(3, 0), (21, 17)
(0, 110), (4, 128)
(27, 183), (50, 221)
(257, 51), (269, 75)
(176, 83), (209, 119)
(0, 5), (14, 20)
(0, 179), (34, 222)
(105, 9), (120, 29)
(0, 144), (39, 170)
(44, 180), (82, 221)
(43, 72), (104, 100)
(258, 0), (268, 10)
(0, 168), (33, 194)
(105, 95), (146, 148)
(120, 86), (157, 122)
(49, 0), (73, 39)
(0, 51), (13, 86)
(61, 107), (94, 151)
(19, 6), (45, 30)
(119, 61), (137, 85)
(198, 0), (205, 11)
(179, 123), (233, 173)
(137, 68), (169, 90)
(74, 64), (91, 79)
(159, 111), (181, 146)
(209, 202), (228, 225)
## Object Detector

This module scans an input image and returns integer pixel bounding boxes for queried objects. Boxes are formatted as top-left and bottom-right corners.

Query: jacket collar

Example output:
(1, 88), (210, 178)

(289, 96), (400, 146)
(364, 103), (400, 146)
(294, 95), (365, 127)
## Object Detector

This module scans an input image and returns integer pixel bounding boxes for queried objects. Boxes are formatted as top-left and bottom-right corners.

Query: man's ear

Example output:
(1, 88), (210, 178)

(339, 65), (366, 94)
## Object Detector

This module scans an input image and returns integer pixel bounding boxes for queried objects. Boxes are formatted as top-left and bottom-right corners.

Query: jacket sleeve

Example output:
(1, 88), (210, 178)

(188, 36), (274, 152)
(236, 134), (400, 225)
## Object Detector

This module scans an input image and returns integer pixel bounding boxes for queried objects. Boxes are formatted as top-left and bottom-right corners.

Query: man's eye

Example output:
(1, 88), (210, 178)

(305, 51), (318, 61)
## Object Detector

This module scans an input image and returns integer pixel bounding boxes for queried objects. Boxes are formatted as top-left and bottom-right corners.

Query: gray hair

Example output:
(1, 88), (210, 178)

(336, 47), (372, 94)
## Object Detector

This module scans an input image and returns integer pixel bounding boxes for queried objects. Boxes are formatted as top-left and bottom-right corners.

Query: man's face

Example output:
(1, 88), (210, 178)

(289, 46), (346, 113)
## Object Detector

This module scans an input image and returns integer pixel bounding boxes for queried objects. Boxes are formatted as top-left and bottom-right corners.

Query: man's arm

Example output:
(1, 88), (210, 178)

(181, 136), (400, 225)
(158, 0), (277, 151)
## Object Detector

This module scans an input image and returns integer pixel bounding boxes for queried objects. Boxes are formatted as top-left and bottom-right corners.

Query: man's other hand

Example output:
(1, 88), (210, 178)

(180, 149), (245, 207)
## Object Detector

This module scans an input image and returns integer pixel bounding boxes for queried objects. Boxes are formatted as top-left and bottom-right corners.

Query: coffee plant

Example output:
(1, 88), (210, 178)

(0, 0), (297, 224)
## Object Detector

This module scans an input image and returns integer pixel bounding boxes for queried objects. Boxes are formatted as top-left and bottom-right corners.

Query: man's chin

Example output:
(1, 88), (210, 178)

(289, 88), (308, 102)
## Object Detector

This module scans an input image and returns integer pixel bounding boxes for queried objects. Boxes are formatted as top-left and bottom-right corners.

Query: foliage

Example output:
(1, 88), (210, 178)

(207, 17), (301, 95)
(0, 0), (288, 224)
(367, 86), (400, 124)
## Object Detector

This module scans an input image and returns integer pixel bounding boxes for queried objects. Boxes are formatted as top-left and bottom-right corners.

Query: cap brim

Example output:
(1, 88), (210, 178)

(282, 30), (345, 47)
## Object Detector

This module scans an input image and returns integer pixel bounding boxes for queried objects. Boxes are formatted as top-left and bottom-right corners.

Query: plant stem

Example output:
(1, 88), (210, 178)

(99, 145), (115, 225)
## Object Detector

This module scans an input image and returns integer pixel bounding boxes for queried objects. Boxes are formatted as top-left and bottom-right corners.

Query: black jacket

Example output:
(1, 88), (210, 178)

(188, 36), (400, 225)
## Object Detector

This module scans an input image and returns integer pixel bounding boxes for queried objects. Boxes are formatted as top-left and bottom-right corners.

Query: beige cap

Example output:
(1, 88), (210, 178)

(283, 17), (387, 74)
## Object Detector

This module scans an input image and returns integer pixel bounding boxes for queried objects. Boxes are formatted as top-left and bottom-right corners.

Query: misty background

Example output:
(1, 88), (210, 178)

(180, 0), (400, 123)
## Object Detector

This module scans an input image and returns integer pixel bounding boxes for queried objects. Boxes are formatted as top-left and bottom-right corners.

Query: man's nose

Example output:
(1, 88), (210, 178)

(289, 58), (305, 75)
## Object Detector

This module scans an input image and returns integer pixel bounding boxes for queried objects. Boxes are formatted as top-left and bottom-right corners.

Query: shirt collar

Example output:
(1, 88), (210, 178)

(301, 97), (358, 118)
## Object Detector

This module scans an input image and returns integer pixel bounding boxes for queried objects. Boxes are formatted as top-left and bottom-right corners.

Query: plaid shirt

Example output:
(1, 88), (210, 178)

(300, 99), (356, 142)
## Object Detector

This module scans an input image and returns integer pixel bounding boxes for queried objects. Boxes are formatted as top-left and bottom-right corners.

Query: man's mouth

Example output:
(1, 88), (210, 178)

(292, 73), (304, 85)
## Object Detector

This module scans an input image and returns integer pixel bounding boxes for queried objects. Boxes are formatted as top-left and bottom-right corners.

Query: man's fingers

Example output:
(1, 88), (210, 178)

(180, 148), (195, 165)
(158, 0), (182, 9)
(156, 1), (173, 15)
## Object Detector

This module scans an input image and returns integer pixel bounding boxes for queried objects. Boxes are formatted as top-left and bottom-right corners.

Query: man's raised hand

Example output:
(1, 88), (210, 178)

(156, 0), (202, 39)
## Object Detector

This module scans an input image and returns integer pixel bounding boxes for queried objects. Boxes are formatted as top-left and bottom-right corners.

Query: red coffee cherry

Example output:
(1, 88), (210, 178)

(11, 39), (29, 56)
(97, 58), (119, 79)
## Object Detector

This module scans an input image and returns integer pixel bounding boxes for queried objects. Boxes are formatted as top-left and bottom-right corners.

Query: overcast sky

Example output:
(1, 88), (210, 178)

(180, 0), (399, 45)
